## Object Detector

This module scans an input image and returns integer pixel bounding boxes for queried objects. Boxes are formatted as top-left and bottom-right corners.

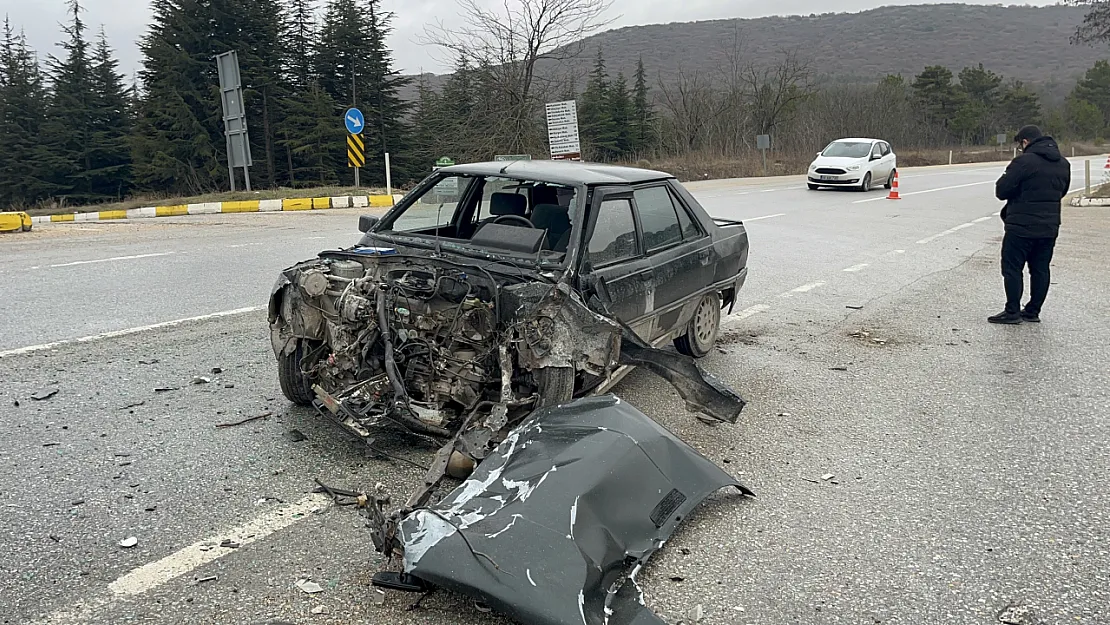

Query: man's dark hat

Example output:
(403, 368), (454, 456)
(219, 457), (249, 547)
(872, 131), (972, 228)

(1013, 125), (1043, 143)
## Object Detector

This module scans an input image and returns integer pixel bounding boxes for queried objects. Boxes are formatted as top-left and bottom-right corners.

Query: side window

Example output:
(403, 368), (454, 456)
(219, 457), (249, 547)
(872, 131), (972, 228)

(880, 142), (891, 156)
(872, 143), (882, 159)
(633, 187), (683, 251)
(588, 199), (640, 267)
(669, 189), (703, 240)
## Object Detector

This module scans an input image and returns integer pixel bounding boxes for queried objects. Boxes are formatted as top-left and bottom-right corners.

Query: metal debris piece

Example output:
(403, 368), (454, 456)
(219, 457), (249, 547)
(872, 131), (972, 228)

(215, 412), (272, 428)
(192, 376), (211, 385)
(285, 429), (308, 443)
(154, 387), (179, 393)
(387, 396), (753, 625)
(219, 539), (240, 549)
(119, 401), (145, 410)
(193, 575), (218, 585)
(371, 589), (386, 606)
(211, 367), (223, 374)
(688, 604), (705, 623)
(42, 442), (61, 448)
(846, 305), (864, 310)
(310, 606), (328, 615)
(829, 367), (849, 372)
(31, 389), (59, 401)
(821, 474), (835, 481)
(119, 536), (138, 548)
(224, 383), (235, 389)
(295, 579), (324, 594)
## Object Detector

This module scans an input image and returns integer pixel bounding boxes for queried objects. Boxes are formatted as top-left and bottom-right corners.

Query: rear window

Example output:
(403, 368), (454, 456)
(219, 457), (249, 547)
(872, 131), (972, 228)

(634, 187), (684, 251)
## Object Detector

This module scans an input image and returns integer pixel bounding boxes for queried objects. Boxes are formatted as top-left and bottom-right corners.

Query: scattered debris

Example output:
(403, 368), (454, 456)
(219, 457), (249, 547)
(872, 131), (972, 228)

(997, 603), (1039, 625)
(802, 478), (820, 484)
(845, 305), (864, 310)
(830, 367), (849, 372)
(192, 575), (218, 586)
(139, 359), (160, 365)
(688, 604), (705, 623)
(49, 534), (61, 542)
(154, 387), (179, 393)
(219, 539), (240, 549)
(215, 412), (272, 428)
(119, 401), (145, 410)
(310, 606), (329, 615)
(295, 579), (324, 594)
(71, 500), (84, 506)
(778, 412), (791, 417)
(114, 453), (131, 457)
(371, 589), (386, 606)
(224, 383), (235, 389)
(13, 399), (19, 407)
(669, 575), (686, 582)
(211, 367), (223, 374)
(285, 429), (308, 443)
(42, 442), (61, 448)
(145, 505), (157, 512)
(821, 474), (835, 481)
(191, 376), (211, 385)
(119, 536), (138, 548)
(31, 389), (59, 401)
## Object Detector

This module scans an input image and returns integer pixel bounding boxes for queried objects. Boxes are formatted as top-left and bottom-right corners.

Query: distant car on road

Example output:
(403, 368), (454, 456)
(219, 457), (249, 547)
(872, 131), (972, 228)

(807, 138), (897, 191)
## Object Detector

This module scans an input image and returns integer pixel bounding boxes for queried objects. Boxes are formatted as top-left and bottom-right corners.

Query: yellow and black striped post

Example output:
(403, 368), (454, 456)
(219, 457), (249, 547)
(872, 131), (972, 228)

(348, 133), (365, 187)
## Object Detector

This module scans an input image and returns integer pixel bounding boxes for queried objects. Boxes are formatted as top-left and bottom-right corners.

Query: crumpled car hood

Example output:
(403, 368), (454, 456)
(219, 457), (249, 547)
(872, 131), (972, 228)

(397, 395), (752, 625)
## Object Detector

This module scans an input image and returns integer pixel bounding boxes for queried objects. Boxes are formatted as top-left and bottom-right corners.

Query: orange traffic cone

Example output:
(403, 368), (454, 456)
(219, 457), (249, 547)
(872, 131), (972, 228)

(1103, 154), (1110, 170)
(886, 170), (901, 200)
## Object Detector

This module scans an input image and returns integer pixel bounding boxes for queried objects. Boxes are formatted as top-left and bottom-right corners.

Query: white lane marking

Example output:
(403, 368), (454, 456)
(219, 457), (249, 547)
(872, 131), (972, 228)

(743, 213), (786, 222)
(781, 281), (826, 297)
(0, 307), (265, 358)
(32, 252), (175, 269)
(890, 249), (906, 255)
(917, 222), (976, 244)
(733, 304), (770, 320)
(842, 263), (870, 272)
(853, 180), (996, 204)
(109, 494), (330, 596)
(972, 216), (993, 223)
(227, 242), (265, 249)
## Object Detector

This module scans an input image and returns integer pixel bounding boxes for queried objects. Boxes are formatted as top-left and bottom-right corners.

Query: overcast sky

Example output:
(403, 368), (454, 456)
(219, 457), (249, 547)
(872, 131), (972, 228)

(0, 0), (1057, 78)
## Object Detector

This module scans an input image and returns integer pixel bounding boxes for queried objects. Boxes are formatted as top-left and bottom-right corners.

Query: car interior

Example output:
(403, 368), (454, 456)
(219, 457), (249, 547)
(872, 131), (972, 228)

(382, 175), (579, 257)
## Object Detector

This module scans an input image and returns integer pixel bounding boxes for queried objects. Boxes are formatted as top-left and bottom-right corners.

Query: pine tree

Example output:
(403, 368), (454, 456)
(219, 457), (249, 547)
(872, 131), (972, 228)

(912, 66), (960, 130)
(1073, 60), (1110, 128)
(629, 58), (657, 158)
(0, 21), (57, 205)
(42, 0), (97, 201)
(363, 1), (412, 183)
(998, 80), (1042, 132)
(86, 30), (133, 199)
(609, 72), (632, 161)
(580, 48), (617, 160)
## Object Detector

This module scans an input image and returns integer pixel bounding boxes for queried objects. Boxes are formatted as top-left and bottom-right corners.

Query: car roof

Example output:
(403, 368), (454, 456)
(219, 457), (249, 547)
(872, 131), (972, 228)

(830, 138), (884, 143)
(437, 160), (673, 186)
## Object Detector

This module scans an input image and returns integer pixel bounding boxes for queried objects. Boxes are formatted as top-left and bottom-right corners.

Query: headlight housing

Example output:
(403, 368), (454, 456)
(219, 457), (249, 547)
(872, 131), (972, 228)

(846, 164), (861, 171)
(809, 163), (818, 171)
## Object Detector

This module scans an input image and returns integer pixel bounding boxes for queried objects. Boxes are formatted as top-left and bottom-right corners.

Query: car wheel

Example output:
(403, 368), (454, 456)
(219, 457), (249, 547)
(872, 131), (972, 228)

(278, 339), (317, 406)
(535, 366), (575, 407)
(675, 292), (722, 358)
(807, 183), (820, 190)
(859, 172), (872, 192)
(884, 169), (895, 190)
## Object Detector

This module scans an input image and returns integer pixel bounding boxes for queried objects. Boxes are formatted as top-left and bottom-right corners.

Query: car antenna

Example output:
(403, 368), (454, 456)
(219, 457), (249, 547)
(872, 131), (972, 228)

(499, 161), (516, 175)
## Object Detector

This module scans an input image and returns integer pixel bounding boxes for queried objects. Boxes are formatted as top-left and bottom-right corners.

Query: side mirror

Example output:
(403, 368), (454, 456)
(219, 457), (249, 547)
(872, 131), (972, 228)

(816, 152), (822, 157)
(358, 215), (379, 233)
(870, 154), (881, 161)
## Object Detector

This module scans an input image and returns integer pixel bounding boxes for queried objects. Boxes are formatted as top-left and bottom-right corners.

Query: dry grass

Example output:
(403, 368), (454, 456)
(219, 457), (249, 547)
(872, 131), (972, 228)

(20, 185), (392, 217)
(643, 143), (1106, 183)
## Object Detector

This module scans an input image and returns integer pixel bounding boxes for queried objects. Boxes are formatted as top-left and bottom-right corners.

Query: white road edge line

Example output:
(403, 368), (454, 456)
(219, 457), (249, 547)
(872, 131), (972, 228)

(842, 263), (870, 272)
(35, 252), (176, 270)
(109, 494), (330, 596)
(917, 221), (977, 245)
(853, 179), (996, 204)
(743, 213), (787, 222)
(722, 304), (770, 329)
(0, 307), (265, 358)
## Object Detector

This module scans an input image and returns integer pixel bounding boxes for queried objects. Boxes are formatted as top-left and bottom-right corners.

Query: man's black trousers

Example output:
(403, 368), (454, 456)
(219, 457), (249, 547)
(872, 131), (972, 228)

(1001, 233), (1057, 315)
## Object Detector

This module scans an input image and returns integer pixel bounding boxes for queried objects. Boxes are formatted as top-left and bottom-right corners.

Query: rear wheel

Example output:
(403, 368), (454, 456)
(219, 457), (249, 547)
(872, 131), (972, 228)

(859, 172), (872, 192)
(675, 292), (722, 358)
(807, 183), (820, 190)
(278, 340), (316, 406)
(884, 169), (896, 190)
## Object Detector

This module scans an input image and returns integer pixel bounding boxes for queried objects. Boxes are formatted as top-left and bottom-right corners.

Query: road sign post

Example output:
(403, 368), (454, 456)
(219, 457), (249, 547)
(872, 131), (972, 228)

(216, 51), (253, 192)
(345, 108), (366, 188)
(545, 101), (581, 161)
(385, 152), (392, 197)
(756, 134), (771, 176)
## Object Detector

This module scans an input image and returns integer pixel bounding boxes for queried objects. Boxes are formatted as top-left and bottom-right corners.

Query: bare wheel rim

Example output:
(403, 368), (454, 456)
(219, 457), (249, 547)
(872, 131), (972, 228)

(693, 295), (720, 350)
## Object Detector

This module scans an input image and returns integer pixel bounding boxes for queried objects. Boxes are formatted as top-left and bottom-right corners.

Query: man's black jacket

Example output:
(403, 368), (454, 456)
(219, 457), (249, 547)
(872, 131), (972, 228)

(995, 136), (1070, 238)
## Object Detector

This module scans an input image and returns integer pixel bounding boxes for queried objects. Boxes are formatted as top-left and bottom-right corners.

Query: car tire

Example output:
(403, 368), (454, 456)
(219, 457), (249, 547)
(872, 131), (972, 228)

(807, 183), (820, 190)
(675, 292), (722, 359)
(884, 170), (896, 190)
(859, 172), (872, 192)
(278, 340), (316, 406)
(535, 366), (576, 407)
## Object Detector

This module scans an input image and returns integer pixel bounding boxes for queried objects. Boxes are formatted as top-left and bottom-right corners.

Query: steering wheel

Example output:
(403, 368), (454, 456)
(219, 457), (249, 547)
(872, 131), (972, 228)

(492, 214), (535, 228)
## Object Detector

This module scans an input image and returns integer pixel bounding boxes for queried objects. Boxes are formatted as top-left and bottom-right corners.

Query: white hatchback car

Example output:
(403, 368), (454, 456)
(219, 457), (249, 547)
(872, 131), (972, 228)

(807, 138), (897, 191)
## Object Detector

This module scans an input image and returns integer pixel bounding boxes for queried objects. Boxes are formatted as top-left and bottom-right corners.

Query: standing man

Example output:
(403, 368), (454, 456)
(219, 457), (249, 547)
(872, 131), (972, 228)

(989, 125), (1070, 325)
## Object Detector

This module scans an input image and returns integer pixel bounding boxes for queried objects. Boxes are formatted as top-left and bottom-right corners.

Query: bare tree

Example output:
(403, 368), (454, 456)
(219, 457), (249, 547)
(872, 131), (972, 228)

(741, 50), (815, 138)
(422, 0), (615, 152)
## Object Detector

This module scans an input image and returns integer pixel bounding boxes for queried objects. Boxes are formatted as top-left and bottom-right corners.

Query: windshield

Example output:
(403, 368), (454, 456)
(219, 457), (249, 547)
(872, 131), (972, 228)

(376, 173), (579, 260)
(822, 141), (873, 159)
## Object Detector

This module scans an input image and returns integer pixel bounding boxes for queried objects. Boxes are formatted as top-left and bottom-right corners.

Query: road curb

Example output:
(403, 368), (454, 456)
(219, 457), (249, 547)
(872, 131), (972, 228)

(28, 194), (402, 226)
(0, 211), (33, 233)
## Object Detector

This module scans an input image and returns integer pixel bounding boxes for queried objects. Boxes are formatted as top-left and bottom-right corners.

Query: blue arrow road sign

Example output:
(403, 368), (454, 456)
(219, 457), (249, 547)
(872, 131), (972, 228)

(344, 108), (365, 134)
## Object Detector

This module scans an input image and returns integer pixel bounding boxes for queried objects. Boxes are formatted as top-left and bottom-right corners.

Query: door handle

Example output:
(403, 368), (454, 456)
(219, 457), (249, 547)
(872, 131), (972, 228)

(698, 249), (712, 266)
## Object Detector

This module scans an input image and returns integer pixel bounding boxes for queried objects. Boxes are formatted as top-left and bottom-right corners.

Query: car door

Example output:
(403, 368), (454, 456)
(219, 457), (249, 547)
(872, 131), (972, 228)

(882, 142), (896, 176)
(869, 142), (887, 180)
(631, 184), (714, 340)
(580, 189), (654, 341)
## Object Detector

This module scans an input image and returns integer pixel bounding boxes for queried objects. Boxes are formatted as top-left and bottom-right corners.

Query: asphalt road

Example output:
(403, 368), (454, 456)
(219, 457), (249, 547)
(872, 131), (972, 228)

(1, 159), (1107, 625)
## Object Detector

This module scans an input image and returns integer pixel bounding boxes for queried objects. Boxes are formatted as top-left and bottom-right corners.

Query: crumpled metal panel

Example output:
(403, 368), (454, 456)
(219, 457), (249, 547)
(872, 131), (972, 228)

(397, 395), (752, 625)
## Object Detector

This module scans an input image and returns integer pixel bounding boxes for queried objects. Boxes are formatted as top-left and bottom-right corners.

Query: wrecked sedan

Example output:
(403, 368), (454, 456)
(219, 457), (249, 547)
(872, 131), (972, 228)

(268, 160), (749, 450)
